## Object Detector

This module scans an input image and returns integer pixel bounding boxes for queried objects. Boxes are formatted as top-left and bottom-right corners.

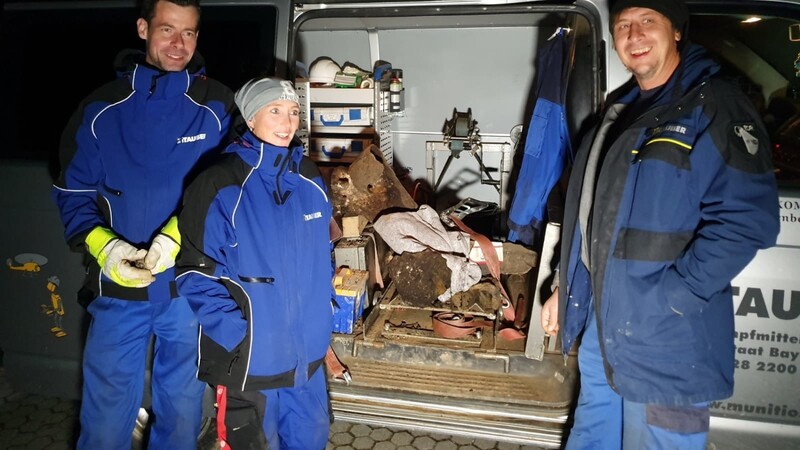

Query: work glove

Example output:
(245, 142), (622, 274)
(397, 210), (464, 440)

(143, 216), (181, 275)
(86, 227), (154, 288)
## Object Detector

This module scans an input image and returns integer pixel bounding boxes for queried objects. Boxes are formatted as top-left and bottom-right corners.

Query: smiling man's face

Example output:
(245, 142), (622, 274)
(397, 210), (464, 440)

(137, 0), (200, 72)
(612, 7), (682, 90)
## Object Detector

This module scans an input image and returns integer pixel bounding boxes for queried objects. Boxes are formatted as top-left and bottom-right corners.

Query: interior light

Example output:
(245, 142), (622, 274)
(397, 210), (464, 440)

(742, 17), (762, 23)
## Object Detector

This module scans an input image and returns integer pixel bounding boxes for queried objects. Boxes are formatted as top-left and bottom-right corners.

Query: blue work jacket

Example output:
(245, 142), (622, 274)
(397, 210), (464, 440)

(53, 50), (234, 302)
(176, 131), (334, 391)
(558, 44), (780, 405)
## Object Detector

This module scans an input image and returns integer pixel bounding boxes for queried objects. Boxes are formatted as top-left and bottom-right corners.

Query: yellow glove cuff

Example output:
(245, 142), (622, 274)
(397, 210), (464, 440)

(161, 216), (181, 245)
(85, 226), (117, 262)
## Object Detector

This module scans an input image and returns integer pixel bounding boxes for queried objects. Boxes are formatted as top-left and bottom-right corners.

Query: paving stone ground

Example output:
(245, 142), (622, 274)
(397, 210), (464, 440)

(0, 368), (546, 450)
(324, 421), (546, 450)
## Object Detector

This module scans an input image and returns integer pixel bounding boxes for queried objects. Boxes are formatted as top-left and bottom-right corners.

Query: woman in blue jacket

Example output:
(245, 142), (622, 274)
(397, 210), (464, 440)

(176, 77), (335, 449)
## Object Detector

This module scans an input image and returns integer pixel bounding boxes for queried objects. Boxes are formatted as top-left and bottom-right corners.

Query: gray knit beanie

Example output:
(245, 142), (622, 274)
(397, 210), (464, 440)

(235, 77), (300, 121)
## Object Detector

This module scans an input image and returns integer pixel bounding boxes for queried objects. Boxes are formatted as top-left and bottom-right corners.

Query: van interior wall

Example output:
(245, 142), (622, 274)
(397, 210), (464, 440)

(297, 22), (552, 213)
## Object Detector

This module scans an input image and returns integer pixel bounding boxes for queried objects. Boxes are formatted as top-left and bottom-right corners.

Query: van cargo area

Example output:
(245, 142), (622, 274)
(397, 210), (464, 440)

(2, 1), (800, 449)
(289, 3), (600, 445)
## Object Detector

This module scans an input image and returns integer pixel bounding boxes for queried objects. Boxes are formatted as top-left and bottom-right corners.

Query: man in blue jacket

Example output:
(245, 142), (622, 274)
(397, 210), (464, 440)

(52, 0), (235, 448)
(176, 77), (334, 449)
(541, 0), (780, 448)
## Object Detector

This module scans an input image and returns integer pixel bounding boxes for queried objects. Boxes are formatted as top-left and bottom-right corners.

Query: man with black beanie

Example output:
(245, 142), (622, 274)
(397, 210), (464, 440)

(610, 0), (690, 49)
(541, 0), (780, 448)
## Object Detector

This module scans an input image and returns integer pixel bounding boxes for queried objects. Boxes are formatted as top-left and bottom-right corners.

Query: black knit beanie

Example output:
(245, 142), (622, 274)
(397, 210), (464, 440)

(610, 0), (690, 47)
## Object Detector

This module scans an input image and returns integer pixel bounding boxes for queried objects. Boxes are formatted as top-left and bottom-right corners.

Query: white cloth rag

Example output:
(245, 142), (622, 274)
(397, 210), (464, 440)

(373, 205), (481, 301)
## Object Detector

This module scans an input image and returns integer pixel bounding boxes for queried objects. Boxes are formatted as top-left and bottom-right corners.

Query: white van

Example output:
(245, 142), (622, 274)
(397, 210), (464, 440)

(1, 0), (798, 448)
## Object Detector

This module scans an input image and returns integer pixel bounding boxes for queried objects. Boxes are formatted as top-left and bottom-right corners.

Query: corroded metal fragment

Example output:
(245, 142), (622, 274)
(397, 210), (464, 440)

(386, 250), (449, 306)
(330, 146), (417, 221)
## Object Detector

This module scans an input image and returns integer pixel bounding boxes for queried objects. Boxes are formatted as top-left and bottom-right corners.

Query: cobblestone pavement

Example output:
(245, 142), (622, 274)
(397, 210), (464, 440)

(0, 368), (546, 450)
(325, 422), (546, 450)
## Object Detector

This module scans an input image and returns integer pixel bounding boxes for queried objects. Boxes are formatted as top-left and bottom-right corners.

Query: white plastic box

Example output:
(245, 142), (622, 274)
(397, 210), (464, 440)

(310, 106), (372, 127)
(309, 136), (373, 162)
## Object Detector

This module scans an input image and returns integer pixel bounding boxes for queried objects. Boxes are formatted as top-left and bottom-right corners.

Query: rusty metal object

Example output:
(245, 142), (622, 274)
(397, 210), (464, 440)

(330, 145), (417, 222)
(500, 242), (537, 275)
(500, 242), (537, 328)
(386, 250), (450, 306)
(447, 281), (502, 312)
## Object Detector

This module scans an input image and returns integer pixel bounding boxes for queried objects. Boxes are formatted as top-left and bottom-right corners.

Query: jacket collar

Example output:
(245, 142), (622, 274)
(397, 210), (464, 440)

(233, 131), (304, 205)
(114, 49), (206, 99)
(616, 42), (720, 108)
(233, 130), (303, 173)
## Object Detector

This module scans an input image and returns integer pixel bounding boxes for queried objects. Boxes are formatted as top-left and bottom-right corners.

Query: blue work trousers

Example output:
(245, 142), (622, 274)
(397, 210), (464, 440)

(78, 295), (204, 450)
(566, 308), (709, 450)
(220, 365), (331, 450)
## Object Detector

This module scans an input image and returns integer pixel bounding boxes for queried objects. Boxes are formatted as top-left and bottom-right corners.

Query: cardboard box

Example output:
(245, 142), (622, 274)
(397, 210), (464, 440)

(332, 268), (369, 334)
(309, 136), (372, 162)
(342, 215), (369, 238)
(310, 106), (372, 127)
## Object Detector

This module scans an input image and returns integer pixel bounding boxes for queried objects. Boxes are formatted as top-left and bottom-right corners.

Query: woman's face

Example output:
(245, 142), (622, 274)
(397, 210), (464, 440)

(248, 99), (300, 147)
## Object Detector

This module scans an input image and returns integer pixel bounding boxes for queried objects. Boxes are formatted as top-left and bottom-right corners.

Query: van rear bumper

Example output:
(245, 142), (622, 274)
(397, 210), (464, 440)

(327, 334), (578, 448)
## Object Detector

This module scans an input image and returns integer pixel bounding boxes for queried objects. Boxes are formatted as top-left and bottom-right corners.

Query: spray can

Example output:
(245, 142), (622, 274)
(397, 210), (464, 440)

(389, 75), (403, 112)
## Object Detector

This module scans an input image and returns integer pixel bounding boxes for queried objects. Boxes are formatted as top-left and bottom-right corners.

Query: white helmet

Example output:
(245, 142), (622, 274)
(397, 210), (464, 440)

(309, 57), (341, 84)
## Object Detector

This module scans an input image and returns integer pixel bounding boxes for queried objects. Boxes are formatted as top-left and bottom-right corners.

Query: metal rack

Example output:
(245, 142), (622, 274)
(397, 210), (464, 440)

(425, 109), (514, 223)
(296, 78), (394, 166)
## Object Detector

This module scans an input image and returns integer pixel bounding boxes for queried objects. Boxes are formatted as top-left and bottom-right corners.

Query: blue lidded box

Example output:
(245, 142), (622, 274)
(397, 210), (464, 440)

(332, 268), (369, 334)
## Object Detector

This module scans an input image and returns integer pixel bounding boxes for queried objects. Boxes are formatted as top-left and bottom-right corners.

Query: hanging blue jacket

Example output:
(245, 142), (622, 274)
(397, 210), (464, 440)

(53, 50), (234, 302)
(557, 44), (780, 405)
(175, 131), (334, 391)
(507, 29), (572, 246)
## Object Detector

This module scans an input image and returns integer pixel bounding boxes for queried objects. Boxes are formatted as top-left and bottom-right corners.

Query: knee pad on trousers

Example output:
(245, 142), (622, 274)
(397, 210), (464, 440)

(223, 390), (269, 450)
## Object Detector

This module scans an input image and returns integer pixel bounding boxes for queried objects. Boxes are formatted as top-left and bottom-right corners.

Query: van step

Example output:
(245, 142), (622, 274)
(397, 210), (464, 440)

(329, 381), (569, 448)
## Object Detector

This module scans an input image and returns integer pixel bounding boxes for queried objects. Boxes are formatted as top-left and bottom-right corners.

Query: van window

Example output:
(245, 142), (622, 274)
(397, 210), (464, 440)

(689, 8), (800, 431)
(691, 12), (800, 187)
(0, 4), (277, 169)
